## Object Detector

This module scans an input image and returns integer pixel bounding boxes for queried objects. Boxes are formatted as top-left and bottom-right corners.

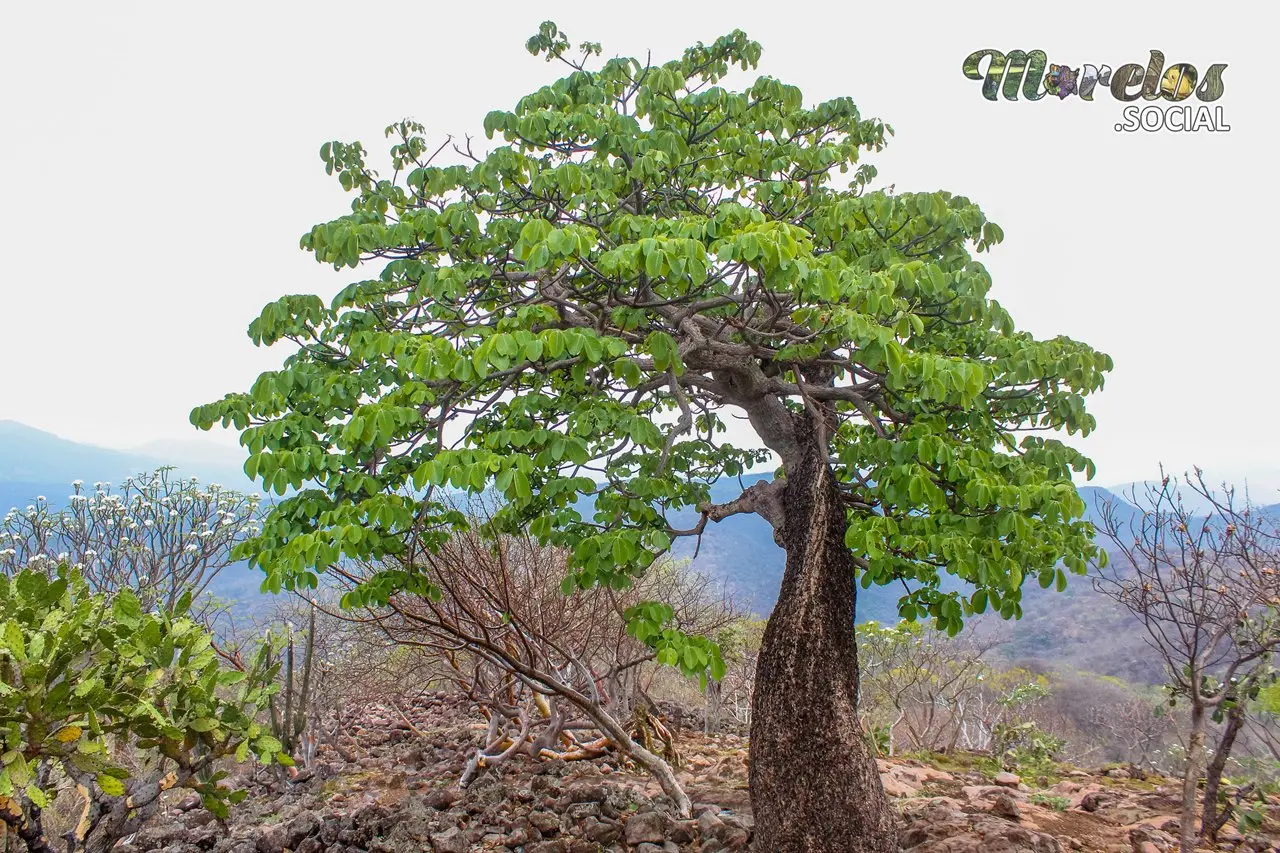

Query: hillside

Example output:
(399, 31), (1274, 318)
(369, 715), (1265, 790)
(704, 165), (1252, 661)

(112, 693), (1280, 853)
(0, 420), (253, 511)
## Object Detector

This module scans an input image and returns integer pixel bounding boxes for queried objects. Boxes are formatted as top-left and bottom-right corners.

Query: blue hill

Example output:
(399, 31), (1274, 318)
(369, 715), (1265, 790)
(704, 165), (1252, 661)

(0, 422), (1138, 623)
(6, 420), (1276, 683)
(0, 420), (266, 612)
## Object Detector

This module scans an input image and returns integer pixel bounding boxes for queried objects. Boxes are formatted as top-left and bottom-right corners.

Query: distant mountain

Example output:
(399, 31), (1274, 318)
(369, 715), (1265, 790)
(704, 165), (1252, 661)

(5, 420), (1276, 685)
(0, 422), (1137, 623)
(1, 420), (156, 486)
(129, 437), (250, 473)
(1103, 478), (1280, 517)
(665, 478), (1189, 684)
(0, 421), (253, 511)
(0, 420), (266, 613)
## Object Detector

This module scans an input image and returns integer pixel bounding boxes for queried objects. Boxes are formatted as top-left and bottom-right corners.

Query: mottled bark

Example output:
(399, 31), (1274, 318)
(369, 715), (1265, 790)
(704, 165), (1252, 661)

(749, 443), (896, 852)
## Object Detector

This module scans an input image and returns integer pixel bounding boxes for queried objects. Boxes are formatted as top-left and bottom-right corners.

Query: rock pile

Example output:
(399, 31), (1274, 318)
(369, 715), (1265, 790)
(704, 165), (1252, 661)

(111, 694), (1279, 853)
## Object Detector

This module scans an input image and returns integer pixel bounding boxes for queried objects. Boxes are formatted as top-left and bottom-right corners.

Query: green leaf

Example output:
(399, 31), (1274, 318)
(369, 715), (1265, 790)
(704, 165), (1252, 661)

(97, 774), (125, 797)
(112, 590), (142, 629)
(255, 735), (283, 756)
(25, 784), (48, 809)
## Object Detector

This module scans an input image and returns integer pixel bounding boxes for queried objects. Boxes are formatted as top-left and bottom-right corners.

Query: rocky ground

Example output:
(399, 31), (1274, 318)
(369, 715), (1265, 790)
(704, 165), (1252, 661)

(116, 695), (1280, 853)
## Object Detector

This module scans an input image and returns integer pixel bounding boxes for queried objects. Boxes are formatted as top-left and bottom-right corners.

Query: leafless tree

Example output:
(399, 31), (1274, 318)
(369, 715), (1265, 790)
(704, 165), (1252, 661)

(1093, 469), (1280, 851)
(855, 620), (1030, 755)
(326, 519), (737, 818)
(1083, 693), (1174, 770)
(702, 618), (764, 734)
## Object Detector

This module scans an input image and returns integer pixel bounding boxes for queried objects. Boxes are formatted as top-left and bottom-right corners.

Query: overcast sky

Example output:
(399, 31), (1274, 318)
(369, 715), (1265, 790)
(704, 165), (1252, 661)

(1, 1), (1274, 492)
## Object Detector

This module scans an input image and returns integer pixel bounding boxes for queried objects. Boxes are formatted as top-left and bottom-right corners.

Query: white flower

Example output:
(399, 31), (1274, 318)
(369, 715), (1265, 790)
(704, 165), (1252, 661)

(35, 496), (45, 502)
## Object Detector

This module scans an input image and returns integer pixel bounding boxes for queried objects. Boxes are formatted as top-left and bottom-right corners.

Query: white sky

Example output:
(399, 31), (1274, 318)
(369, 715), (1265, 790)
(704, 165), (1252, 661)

(1, 1), (1276, 492)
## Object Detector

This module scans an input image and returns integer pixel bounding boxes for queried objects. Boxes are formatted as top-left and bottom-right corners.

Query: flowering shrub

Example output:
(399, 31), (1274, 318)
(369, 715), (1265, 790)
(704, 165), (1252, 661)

(0, 469), (260, 614)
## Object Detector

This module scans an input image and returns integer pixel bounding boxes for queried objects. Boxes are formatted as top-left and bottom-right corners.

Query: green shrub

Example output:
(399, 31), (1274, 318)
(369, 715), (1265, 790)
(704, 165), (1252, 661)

(982, 720), (1065, 781)
(1030, 792), (1070, 811)
(0, 567), (283, 853)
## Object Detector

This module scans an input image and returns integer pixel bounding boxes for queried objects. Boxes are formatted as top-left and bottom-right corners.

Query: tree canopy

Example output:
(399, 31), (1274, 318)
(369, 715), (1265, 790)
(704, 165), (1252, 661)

(192, 22), (1111, 641)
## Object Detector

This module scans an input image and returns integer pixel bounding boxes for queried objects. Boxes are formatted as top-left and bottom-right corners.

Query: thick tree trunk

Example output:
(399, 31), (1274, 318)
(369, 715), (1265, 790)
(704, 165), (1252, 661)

(1201, 702), (1245, 841)
(749, 447), (897, 852)
(1179, 703), (1206, 853)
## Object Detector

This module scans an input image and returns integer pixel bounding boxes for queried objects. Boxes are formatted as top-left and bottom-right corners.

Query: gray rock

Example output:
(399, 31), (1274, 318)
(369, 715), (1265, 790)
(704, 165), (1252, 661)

(525, 841), (569, 853)
(583, 816), (622, 844)
(285, 812), (320, 847)
(697, 809), (725, 837)
(528, 809), (562, 835)
(992, 792), (1022, 821)
(624, 810), (667, 845)
(429, 827), (469, 853)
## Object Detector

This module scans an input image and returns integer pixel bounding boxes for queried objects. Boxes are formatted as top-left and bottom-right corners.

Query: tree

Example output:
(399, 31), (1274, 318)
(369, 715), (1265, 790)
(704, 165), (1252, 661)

(0, 470), (261, 616)
(856, 619), (997, 755)
(701, 616), (763, 734)
(1094, 471), (1280, 851)
(191, 24), (1110, 851)
(0, 568), (282, 853)
(334, 516), (735, 814)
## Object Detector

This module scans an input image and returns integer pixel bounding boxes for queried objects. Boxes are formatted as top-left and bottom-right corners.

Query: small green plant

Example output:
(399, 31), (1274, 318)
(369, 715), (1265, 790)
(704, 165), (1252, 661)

(0, 567), (284, 853)
(1030, 792), (1070, 811)
(982, 720), (1065, 781)
(864, 722), (891, 757)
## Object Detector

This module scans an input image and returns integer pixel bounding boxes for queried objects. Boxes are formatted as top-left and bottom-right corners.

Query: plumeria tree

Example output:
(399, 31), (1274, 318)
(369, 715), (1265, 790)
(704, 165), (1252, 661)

(192, 24), (1109, 850)
(0, 469), (260, 615)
